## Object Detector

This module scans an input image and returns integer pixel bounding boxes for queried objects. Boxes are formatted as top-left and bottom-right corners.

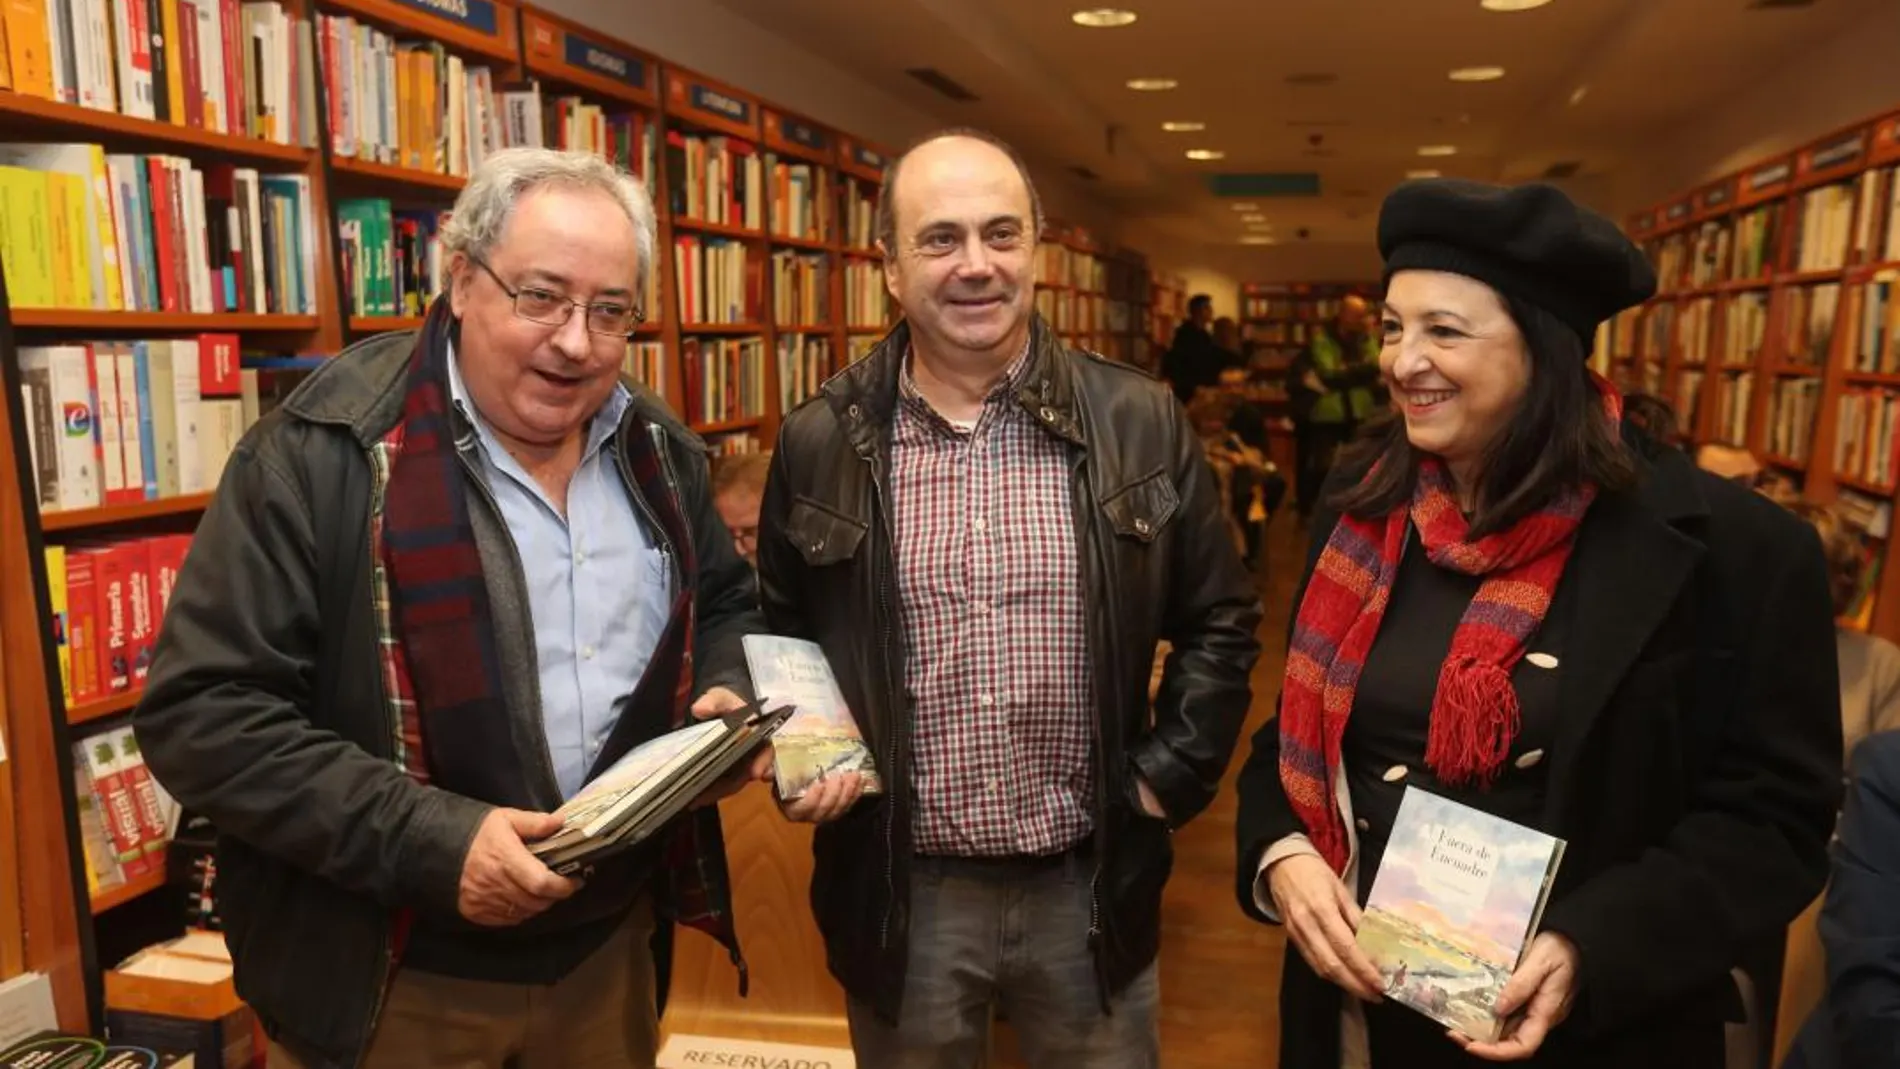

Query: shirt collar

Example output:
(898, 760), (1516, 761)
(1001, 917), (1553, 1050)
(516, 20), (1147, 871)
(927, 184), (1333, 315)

(446, 340), (631, 459)
(897, 333), (1034, 417)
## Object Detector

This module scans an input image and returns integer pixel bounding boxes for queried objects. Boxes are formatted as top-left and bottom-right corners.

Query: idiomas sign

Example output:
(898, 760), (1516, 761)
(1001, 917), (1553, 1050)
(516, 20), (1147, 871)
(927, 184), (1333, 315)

(563, 34), (645, 89)
(391, 0), (498, 36)
(690, 84), (752, 125)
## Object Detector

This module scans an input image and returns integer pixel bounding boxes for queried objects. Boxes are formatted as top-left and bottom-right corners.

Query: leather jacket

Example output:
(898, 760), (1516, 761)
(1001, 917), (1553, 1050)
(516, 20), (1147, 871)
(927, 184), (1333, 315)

(756, 316), (1263, 1022)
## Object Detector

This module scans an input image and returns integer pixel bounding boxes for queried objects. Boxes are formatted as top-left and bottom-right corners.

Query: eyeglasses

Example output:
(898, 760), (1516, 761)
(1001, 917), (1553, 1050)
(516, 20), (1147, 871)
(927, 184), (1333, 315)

(470, 254), (645, 337)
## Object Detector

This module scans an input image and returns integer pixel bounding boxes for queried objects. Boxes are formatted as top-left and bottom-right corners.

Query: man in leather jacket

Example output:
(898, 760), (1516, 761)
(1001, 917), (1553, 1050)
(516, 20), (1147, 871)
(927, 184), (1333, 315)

(755, 128), (1263, 1068)
(133, 148), (767, 1069)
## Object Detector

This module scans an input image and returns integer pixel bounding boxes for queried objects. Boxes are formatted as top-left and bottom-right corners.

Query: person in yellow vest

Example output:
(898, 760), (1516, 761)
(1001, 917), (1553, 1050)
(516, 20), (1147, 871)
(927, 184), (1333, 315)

(1287, 293), (1382, 520)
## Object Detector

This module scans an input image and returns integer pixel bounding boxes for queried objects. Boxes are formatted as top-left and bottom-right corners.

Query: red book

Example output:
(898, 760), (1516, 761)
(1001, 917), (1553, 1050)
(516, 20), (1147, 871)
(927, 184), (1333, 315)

(79, 737), (153, 879)
(91, 544), (134, 695)
(198, 332), (242, 396)
(150, 534), (192, 619)
(124, 539), (158, 687)
(65, 548), (103, 706)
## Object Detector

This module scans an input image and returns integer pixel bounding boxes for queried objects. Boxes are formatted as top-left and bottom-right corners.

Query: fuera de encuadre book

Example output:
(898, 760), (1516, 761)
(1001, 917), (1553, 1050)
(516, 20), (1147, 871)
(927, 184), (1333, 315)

(1356, 785), (1567, 1042)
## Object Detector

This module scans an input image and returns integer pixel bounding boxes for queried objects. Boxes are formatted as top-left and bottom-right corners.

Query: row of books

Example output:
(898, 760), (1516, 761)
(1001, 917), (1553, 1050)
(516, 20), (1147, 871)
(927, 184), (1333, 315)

(0, 145), (318, 315)
(1649, 165), (1900, 295)
(1766, 376), (1824, 462)
(844, 262), (888, 329)
(676, 235), (762, 325)
(336, 198), (442, 318)
(1, 0), (316, 146)
(320, 15), (516, 176)
(680, 336), (766, 427)
(777, 333), (830, 412)
(664, 132), (765, 233)
(765, 159), (831, 245)
(1778, 283), (1843, 368)
(1038, 243), (1106, 293)
(1844, 278), (1900, 376)
(770, 251), (829, 326)
(1836, 387), (1900, 489)
(17, 335), (251, 513)
(1036, 288), (1116, 334)
(46, 533), (191, 707)
(74, 721), (180, 893)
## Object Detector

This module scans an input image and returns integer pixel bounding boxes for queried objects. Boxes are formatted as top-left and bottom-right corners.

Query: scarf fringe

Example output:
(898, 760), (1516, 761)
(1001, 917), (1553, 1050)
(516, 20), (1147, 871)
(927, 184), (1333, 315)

(1427, 655), (1520, 788)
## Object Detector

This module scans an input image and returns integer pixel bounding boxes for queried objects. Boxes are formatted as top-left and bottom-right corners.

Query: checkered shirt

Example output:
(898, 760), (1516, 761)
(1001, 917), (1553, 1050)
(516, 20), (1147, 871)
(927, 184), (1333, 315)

(891, 343), (1096, 857)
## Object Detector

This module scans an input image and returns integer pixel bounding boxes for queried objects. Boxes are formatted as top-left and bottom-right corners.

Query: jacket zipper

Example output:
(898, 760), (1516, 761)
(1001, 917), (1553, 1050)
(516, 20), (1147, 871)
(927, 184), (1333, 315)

(1071, 449), (1112, 999)
(455, 444), (564, 798)
(867, 450), (903, 950)
(628, 424), (685, 595)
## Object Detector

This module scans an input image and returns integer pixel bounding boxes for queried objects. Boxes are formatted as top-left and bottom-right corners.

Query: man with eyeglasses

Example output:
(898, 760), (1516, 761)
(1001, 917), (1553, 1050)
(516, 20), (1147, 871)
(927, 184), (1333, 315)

(134, 147), (769, 1069)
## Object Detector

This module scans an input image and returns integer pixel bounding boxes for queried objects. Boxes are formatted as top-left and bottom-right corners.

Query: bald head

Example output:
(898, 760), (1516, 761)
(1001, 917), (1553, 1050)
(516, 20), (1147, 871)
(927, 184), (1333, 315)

(875, 128), (1043, 259)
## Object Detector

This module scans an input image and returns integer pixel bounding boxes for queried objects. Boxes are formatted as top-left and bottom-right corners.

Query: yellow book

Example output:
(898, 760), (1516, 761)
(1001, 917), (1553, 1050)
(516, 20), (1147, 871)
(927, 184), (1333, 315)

(86, 144), (125, 310)
(45, 545), (70, 708)
(57, 171), (92, 309)
(0, 0), (53, 99)
(36, 168), (74, 309)
(0, 166), (55, 308)
(160, 0), (184, 127)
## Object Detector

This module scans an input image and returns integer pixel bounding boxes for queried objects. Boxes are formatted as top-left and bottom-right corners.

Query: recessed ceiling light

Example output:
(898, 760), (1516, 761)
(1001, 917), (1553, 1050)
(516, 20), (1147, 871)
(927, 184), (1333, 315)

(1407, 169), (1442, 179)
(1071, 8), (1137, 27)
(1230, 203), (1258, 212)
(1480, 0), (1552, 10)
(1239, 236), (1277, 245)
(1417, 145), (1458, 157)
(1569, 85), (1588, 106)
(1185, 149), (1225, 161)
(1241, 214), (1268, 223)
(1160, 121), (1206, 132)
(1126, 77), (1178, 91)
(1448, 66), (1505, 82)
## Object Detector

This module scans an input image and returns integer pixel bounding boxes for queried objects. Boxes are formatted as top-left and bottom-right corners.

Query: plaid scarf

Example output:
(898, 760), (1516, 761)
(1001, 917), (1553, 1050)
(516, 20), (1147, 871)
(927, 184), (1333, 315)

(1280, 375), (1620, 873)
(372, 297), (744, 987)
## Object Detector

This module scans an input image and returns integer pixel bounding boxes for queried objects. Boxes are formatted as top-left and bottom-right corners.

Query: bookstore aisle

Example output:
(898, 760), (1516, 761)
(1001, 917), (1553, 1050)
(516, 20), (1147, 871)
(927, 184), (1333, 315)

(0, 0), (1898, 1064)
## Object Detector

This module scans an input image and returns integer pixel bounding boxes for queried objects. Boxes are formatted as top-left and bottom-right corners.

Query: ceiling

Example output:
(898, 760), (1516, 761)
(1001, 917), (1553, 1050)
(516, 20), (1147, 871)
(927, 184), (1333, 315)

(705, 0), (1887, 250)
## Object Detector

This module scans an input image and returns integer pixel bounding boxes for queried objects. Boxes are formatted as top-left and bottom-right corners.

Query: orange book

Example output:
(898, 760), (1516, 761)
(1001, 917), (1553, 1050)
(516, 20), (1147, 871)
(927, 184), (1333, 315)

(0, 0), (53, 98)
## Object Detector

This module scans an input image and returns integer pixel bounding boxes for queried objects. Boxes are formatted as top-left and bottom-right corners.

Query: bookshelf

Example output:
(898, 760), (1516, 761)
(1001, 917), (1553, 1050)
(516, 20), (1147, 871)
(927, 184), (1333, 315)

(1613, 104), (1900, 638)
(0, 0), (1156, 1048)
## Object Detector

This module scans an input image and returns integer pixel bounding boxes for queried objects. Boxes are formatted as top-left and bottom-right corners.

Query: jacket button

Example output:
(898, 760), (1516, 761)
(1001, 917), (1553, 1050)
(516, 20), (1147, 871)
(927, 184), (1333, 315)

(1355, 818), (1370, 832)
(848, 403), (862, 420)
(1515, 749), (1546, 770)
(1382, 764), (1408, 783)
(1526, 652), (1559, 669)
(1134, 518), (1152, 536)
(810, 539), (825, 553)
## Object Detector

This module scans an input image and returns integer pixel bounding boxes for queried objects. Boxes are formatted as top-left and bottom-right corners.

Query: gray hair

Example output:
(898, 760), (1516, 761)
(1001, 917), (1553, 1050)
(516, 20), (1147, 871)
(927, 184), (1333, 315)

(440, 147), (657, 302)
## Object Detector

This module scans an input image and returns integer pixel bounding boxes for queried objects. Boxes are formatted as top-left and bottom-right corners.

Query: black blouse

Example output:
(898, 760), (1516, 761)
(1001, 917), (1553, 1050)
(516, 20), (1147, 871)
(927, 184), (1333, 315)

(1344, 526), (1578, 1064)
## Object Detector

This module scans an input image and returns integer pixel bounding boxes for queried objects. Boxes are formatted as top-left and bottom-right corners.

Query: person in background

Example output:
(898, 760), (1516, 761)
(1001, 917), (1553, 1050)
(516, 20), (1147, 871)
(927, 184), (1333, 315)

(134, 148), (769, 1069)
(1235, 177), (1842, 1068)
(758, 127), (1263, 1068)
(1621, 392), (1688, 453)
(711, 450), (773, 568)
(1287, 292), (1381, 520)
(1781, 728), (1900, 1069)
(1162, 292), (1224, 403)
(1788, 500), (1900, 765)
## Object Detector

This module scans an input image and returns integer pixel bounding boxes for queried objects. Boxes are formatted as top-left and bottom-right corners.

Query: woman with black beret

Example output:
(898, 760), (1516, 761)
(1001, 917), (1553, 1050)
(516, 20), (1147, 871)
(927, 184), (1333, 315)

(1233, 177), (1843, 1068)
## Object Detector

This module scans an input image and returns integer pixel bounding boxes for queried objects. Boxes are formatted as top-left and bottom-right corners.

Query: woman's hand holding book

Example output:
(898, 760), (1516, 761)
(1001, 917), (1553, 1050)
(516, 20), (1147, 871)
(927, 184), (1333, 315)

(1267, 853), (1385, 1003)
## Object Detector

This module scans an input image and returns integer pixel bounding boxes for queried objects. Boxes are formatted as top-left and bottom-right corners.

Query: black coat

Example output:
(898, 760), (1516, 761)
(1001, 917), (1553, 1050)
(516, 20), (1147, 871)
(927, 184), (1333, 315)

(1235, 434), (1844, 1069)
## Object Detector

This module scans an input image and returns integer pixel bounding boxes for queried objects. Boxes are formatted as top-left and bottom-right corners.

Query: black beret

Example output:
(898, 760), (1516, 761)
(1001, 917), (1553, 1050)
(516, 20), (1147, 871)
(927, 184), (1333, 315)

(1377, 177), (1656, 349)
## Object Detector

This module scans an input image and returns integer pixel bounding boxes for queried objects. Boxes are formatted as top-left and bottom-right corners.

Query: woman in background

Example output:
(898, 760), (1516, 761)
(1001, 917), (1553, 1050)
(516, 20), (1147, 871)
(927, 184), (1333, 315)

(1235, 177), (1842, 1068)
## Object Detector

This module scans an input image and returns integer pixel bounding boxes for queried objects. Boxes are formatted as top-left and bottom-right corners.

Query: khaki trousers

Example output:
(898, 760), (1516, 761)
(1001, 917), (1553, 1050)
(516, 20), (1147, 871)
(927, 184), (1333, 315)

(268, 899), (657, 1069)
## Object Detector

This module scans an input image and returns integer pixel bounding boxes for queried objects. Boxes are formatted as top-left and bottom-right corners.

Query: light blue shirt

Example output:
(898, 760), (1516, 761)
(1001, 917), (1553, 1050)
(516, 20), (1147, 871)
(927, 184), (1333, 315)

(447, 350), (672, 799)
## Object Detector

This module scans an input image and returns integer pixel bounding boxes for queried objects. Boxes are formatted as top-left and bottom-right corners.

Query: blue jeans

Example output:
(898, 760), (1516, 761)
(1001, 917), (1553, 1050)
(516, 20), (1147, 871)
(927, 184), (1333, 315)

(846, 850), (1161, 1069)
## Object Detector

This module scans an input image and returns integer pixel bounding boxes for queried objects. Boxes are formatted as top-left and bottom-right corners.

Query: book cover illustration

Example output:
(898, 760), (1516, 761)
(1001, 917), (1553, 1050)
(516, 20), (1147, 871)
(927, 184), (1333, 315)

(546, 718), (725, 840)
(742, 634), (883, 800)
(1356, 786), (1567, 1042)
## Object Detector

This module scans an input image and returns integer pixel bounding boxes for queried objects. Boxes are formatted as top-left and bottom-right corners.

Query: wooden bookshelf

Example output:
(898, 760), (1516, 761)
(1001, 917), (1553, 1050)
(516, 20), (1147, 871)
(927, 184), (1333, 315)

(0, 0), (1146, 1046)
(1620, 103), (1900, 640)
(88, 869), (167, 917)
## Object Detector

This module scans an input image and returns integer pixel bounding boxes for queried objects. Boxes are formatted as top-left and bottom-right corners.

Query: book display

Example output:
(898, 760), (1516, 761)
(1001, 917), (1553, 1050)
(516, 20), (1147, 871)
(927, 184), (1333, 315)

(1612, 104), (1900, 638)
(0, 0), (1160, 1046)
(1357, 787), (1566, 1043)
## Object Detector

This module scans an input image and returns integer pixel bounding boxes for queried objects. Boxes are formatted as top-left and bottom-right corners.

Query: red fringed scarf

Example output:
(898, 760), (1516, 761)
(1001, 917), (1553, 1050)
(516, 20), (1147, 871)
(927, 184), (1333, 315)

(1279, 375), (1621, 873)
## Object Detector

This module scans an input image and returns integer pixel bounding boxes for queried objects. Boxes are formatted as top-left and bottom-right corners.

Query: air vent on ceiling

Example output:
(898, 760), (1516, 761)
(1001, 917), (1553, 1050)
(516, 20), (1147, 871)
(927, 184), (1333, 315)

(1543, 160), (1583, 179)
(905, 67), (979, 102)
(1069, 165), (1099, 181)
(1284, 72), (1337, 87)
(1747, 0), (1816, 7)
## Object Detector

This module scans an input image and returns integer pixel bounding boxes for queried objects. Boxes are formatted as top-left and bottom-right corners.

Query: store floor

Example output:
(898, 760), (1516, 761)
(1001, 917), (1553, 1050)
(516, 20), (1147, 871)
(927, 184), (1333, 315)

(990, 514), (1304, 1067)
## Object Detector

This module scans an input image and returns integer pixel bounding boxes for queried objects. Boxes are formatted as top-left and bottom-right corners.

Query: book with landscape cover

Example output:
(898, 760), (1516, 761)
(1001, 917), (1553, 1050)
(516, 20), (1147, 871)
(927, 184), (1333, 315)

(1356, 786), (1567, 1042)
(528, 702), (792, 877)
(742, 634), (883, 801)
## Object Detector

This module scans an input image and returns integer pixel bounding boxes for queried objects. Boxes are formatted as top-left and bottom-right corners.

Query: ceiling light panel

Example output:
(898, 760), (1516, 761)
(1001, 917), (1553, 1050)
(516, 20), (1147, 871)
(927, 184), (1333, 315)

(1407, 169), (1442, 179)
(1161, 121), (1206, 132)
(1126, 77), (1178, 91)
(1185, 149), (1225, 160)
(1479, 0), (1552, 10)
(1417, 145), (1458, 157)
(1072, 8), (1137, 27)
(1448, 66), (1505, 82)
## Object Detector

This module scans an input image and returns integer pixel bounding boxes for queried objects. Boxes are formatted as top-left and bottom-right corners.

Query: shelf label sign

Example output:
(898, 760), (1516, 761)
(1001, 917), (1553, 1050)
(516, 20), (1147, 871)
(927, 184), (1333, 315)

(1805, 131), (1866, 172)
(1631, 210), (1657, 233)
(1747, 160), (1793, 191)
(1696, 181), (1734, 212)
(849, 143), (886, 171)
(1664, 199), (1691, 223)
(565, 35), (645, 89)
(688, 84), (752, 124)
(776, 115), (829, 153)
(392, 0), (498, 36)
